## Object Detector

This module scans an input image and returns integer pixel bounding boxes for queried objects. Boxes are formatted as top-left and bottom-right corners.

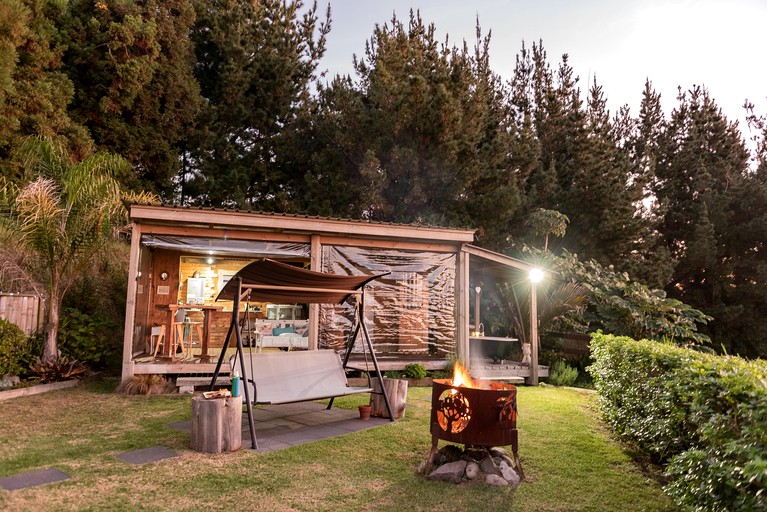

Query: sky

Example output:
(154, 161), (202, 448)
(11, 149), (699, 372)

(313, 0), (767, 137)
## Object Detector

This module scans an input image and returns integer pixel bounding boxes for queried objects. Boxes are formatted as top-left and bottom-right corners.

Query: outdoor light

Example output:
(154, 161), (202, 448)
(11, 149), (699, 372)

(529, 268), (544, 283)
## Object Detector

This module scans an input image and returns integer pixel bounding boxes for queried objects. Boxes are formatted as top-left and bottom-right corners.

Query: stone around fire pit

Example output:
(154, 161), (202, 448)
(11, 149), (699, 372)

(419, 445), (521, 488)
(428, 460), (468, 484)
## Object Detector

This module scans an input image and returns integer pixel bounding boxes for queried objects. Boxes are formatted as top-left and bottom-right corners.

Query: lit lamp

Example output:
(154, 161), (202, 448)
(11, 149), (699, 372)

(529, 268), (544, 284)
(529, 268), (544, 385)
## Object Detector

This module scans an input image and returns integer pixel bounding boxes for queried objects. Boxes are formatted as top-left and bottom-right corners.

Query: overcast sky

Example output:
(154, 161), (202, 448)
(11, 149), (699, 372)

(314, 0), (766, 136)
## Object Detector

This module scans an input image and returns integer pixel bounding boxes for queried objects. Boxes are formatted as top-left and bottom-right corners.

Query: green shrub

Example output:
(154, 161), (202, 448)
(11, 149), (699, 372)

(0, 318), (30, 375)
(58, 307), (118, 369)
(588, 332), (767, 511)
(403, 363), (427, 380)
(61, 244), (129, 370)
(29, 355), (87, 383)
(547, 360), (578, 387)
(437, 353), (458, 379)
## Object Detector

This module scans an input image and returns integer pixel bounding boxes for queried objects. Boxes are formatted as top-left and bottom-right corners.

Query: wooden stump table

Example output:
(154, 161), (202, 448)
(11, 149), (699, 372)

(371, 378), (408, 419)
(191, 395), (242, 453)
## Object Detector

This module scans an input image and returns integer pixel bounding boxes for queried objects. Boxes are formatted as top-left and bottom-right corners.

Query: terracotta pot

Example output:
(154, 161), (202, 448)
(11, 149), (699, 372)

(358, 404), (372, 420)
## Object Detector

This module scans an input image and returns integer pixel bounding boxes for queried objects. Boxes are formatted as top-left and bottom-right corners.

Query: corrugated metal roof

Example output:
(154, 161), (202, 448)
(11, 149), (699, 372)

(130, 202), (468, 230)
(128, 202), (477, 243)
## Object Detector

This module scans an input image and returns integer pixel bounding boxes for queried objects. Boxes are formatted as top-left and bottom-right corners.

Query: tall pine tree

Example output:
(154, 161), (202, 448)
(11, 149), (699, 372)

(287, 12), (520, 247)
(0, 0), (91, 177)
(655, 86), (765, 356)
(64, 0), (201, 196)
(189, 0), (329, 208)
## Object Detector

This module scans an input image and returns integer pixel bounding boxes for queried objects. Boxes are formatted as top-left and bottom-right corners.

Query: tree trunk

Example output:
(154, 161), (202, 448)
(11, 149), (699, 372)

(371, 378), (408, 419)
(191, 396), (242, 453)
(43, 281), (61, 360)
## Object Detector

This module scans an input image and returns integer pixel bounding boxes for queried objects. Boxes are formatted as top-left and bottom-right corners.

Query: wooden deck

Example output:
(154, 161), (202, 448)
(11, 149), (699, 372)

(132, 351), (547, 386)
(471, 360), (549, 383)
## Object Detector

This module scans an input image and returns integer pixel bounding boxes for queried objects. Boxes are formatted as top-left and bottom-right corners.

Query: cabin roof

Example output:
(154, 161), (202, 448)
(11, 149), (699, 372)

(128, 203), (476, 245)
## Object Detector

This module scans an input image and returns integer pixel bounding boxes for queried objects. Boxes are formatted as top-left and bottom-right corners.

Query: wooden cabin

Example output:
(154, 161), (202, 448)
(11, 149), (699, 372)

(121, 205), (547, 384)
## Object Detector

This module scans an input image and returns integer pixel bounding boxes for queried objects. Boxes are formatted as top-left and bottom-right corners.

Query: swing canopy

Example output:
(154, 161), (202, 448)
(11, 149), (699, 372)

(215, 258), (386, 304)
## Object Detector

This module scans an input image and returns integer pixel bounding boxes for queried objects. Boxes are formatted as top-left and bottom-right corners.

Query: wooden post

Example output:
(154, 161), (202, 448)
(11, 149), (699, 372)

(530, 282), (539, 386)
(371, 378), (408, 419)
(191, 395), (242, 453)
(121, 222), (142, 381)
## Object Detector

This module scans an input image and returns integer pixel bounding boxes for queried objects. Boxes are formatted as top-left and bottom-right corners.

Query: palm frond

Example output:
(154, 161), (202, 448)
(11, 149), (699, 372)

(15, 177), (66, 259)
(18, 136), (68, 183)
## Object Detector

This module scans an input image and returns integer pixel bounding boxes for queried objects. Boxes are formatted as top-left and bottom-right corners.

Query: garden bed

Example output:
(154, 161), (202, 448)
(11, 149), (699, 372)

(0, 379), (79, 402)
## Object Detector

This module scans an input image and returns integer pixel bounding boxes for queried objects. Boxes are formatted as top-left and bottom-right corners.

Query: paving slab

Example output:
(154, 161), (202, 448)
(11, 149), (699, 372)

(168, 401), (390, 453)
(115, 446), (179, 465)
(0, 468), (70, 491)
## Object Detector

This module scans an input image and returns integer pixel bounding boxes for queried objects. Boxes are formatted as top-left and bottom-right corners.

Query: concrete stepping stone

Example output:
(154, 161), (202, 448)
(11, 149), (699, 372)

(115, 446), (178, 464)
(0, 468), (70, 491)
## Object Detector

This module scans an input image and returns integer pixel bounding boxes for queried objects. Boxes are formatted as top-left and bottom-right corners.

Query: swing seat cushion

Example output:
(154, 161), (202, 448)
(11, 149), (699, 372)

(229, 350), (372, 405)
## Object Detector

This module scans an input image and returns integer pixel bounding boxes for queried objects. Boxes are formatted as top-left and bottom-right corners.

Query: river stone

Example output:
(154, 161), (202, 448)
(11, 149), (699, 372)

(479, 456), (499, 476)
(485, 474), (509, 487)
(428, 460), (468, 484)
(465, 461), (480, 480)
(489, 447), (508, 458)
(499, 461), (521, 487)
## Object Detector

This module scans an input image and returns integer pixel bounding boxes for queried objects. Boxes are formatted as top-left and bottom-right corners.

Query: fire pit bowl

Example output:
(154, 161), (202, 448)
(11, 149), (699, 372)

(425, 376), (522, 478)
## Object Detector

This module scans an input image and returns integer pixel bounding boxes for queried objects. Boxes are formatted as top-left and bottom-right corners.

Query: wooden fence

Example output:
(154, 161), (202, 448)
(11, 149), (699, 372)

(0, 294), (43, 335)
(545, 332), (591, 360)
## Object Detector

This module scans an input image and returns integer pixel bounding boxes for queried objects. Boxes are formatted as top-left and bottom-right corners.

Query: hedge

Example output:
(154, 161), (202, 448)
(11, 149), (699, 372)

(0, 318), (29, 376)
(588, 332), (767, 511)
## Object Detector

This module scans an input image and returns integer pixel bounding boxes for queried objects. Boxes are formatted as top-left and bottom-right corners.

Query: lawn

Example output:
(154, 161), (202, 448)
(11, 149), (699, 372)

(0, 379), (674, 511)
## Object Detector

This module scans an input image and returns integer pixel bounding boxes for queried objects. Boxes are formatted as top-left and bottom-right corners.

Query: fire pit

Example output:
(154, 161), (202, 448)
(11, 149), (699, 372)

(424, 362), (523, 481)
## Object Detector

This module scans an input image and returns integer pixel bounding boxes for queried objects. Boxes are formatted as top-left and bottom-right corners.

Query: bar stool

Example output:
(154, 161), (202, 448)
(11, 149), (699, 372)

(151, 325), (166, 358)
(173, 319), (203, 358)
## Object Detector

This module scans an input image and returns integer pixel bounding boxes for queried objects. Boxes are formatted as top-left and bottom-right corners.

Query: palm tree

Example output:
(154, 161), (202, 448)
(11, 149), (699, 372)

(0, 136), (155, 359)
(496, 279), (586, 346)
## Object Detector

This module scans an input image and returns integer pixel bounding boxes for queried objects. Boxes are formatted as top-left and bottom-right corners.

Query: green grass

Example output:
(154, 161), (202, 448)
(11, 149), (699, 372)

(0, 378), (674, 511)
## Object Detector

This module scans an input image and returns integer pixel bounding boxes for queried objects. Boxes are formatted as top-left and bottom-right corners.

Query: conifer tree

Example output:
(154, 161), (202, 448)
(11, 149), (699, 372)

(0, 0), (91, 177)
(655, 87), (765, 356)
(288, 12), (519, 248)
(189, 0), (329, 208)
(64, 0), (202, 196)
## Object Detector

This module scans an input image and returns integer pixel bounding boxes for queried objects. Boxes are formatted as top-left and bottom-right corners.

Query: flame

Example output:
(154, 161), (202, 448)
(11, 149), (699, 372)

(451, 361), (478, 389)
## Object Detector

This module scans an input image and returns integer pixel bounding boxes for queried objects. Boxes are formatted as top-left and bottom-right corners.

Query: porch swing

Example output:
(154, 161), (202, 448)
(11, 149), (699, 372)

(208, 258), (395, 450)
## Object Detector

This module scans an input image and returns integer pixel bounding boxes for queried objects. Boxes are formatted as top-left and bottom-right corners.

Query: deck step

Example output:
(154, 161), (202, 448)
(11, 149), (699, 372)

(175, 376), (231, 394)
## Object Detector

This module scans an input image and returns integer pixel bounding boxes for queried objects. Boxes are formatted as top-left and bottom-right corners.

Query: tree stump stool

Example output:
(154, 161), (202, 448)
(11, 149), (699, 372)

(371, 378), (408, 419)
(191, 395), (242, 453)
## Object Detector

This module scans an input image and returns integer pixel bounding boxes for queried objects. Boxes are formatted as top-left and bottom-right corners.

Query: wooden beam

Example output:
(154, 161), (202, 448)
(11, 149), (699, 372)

(309, 235), (321, 350)
(456, 249), (470, 363)
(241, 284), (363, 295)
(462, 244), (533, 272)
(318, 235), (460, 253)
(140, 224), (311, 243)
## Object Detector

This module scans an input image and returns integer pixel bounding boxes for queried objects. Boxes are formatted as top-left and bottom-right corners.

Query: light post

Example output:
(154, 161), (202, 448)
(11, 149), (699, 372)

(529, 268), (544, 385)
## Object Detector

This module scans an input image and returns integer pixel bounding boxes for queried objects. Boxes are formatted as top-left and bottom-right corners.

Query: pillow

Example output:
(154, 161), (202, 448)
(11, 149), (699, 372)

(272, 326), (295, 336)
